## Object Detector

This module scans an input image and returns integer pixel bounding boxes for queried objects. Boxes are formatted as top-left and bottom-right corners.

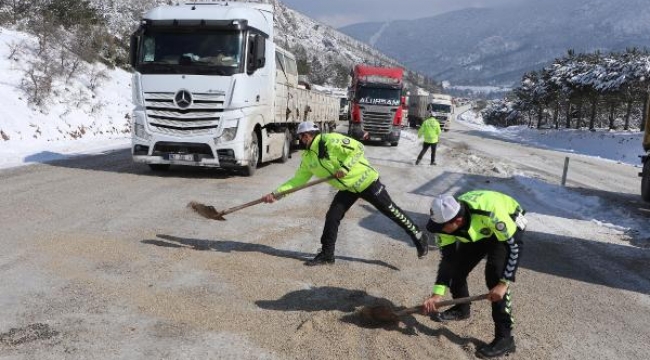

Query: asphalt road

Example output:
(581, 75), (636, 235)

(1, 122), (648, 359)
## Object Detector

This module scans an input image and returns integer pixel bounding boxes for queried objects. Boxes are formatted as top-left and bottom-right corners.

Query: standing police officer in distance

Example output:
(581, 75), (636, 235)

(262, 121), (430, 266)
(415, 111), (441, 165)
(421, 190), (527, 358)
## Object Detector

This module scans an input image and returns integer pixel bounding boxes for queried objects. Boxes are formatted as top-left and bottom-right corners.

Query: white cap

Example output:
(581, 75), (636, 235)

(430, 195), (461, 224)
(296, 121), (320, 135)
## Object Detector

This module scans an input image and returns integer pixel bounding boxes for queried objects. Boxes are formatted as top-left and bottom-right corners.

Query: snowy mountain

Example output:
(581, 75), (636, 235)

(339, 0), (650, 87)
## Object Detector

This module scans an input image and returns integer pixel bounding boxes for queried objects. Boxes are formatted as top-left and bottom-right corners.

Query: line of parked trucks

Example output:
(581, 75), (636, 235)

(128, 0), (454, 177)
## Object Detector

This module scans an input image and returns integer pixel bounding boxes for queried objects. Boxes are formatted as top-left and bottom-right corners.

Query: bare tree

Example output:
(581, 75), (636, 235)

(64, 56), (82, 85)
(20, 60), (53, 106)
(88, 66), (108, 91)
(6, 41), (19, 59)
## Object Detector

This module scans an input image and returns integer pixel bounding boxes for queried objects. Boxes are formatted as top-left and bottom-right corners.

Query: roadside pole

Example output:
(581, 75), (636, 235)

(561, 156), (570, 186)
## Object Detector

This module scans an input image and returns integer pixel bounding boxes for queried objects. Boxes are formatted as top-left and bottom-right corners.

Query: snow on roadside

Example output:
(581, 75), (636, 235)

(0, 28), (132, 170)
(457, 111), (643, 166)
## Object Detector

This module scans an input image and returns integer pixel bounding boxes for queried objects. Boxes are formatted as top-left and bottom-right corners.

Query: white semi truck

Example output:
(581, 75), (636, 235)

(428, 93), (454, 131)
(128, 0), (339, 176)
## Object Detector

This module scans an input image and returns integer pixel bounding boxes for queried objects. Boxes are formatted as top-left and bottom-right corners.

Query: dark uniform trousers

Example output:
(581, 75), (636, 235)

(447, 231), (524, 339)
(416, 142), (438, 164)
(320, 179), (420, 256)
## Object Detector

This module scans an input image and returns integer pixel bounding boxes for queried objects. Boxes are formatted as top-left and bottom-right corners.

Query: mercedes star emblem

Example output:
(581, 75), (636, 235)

(174, 90), (193, 109)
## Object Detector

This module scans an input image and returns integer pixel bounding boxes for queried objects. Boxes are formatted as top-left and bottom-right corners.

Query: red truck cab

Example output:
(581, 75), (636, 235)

(348, 65), (404, 146)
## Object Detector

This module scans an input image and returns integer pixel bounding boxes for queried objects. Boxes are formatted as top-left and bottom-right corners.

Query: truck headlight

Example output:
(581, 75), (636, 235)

(132, 73), (144, 107)
(215, 119), (239, 144)
(221, 127), (238, 142)
(134, 123), (152, 141)
(133, 113), (151, 141)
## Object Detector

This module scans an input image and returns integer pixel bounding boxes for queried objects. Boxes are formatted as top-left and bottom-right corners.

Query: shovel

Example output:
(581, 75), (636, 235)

(188, 175), (335, 221)
(360, 293), (489, 325)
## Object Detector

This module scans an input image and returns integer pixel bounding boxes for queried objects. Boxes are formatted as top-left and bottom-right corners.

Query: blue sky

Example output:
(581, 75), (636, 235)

(280, 0), (526, 28)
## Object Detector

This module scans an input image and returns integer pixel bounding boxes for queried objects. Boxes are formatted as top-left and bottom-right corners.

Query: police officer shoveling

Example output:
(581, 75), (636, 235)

(262, 121), (430, 266)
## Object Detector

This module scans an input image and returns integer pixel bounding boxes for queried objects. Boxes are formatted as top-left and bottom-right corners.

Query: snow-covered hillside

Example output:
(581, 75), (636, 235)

(272, 1), (403, 69)
(0, 29), (132, 168)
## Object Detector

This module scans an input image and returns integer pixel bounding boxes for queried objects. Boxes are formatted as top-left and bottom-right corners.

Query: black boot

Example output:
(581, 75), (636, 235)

(431, 304), (470, 322)
(476, 336), (516, 358)
(413, 231), (429, 258)
(304, 251), (335, 266)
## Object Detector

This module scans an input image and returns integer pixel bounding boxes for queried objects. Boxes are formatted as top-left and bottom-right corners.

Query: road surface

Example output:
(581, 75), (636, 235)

(1, 121), (648, 359)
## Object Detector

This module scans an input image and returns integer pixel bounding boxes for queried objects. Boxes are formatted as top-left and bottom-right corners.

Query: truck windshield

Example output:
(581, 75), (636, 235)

(135, 29), (244, 76)
(355, 87), (401, 106)
(430, 104), (452, 112)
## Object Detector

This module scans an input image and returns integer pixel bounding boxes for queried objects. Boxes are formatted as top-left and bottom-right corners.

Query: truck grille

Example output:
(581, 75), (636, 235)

(362, 109), (394, 134)
(144, 92), (225, 137)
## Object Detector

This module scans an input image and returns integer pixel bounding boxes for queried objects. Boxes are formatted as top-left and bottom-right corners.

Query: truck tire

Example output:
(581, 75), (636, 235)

(148, 164), (170, 171)
(642, 159), (650, 202)
(241, 131), (260, 176)
(390, 141), (399, 146)
(278, 130), (291, 163)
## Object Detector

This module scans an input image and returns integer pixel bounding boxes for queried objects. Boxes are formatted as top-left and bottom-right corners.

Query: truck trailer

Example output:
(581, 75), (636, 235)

(407, 91), (429, 128)
(128, 0), (339, 176)
(408, 92), (454, 130)
(347, 65), (404, 146)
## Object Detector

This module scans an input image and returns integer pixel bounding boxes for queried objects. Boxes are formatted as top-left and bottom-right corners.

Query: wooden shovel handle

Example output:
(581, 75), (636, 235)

(274, 175), (335, 198)
(395, 293), (489, 317)
(220, 175), (335, 216)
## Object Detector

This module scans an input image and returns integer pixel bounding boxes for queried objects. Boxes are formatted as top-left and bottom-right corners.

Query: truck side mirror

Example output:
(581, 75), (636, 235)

(247, 34), (266, 75)
(129, 34), (139, 67)
(255, 35), (266, 68)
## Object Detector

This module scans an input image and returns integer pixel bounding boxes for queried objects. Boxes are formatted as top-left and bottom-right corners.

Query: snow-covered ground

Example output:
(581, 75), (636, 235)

(0, 29), (132, 170)
(457, 111), (643, 167)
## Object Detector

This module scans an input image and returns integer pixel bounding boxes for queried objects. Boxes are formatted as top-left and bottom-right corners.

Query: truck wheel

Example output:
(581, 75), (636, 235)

(279, 130), (291, 163)
(242, 131), (259, 176)
(148, 164), (170, 171)
(390, 141), (399, 146)
(642, 160), (650, 202)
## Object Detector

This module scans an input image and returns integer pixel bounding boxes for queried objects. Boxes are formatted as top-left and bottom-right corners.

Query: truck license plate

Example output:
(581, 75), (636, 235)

(370, 137), (382, 141)
(169, 154), (194, 162)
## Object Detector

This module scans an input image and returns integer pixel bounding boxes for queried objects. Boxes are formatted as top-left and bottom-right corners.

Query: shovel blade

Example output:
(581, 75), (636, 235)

(188, 201), (227, 221)
(359, 305), (400, 324)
